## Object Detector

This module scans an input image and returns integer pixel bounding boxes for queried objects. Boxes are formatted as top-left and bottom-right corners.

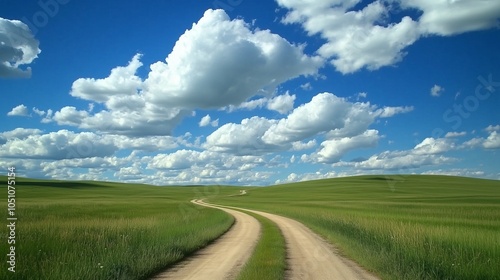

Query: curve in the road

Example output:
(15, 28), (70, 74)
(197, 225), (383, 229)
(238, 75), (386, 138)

(201, 201), (380, 280)
(150, 200), (260, 280)
(152, 199), (379, 280)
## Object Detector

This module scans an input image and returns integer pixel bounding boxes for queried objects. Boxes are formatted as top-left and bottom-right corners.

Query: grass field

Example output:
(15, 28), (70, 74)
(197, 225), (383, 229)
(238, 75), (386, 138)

(234, 209), (286, 280)
(211, 175), (500, 280)
(0, 177), (240, 280)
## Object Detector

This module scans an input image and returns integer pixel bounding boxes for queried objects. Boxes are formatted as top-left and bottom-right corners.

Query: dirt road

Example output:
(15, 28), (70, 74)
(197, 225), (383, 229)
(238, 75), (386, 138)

(152, 199), (379, 280)
(226, 206), (380, 280)
(150, 200), (260, 280)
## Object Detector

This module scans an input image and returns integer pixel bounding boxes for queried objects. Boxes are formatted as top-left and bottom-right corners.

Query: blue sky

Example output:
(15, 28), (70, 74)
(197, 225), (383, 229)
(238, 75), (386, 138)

(1, 0), (499, 185)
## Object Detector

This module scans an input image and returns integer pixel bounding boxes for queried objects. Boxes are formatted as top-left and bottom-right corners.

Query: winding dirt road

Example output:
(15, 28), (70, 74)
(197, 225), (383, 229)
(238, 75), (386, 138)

(151, 200), (260, 280)
(152, 199), (379, 280)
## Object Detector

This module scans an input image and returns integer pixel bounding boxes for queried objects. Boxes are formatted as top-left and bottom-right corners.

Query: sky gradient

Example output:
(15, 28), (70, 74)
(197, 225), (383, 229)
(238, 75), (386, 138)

(1, 0), (499, 185)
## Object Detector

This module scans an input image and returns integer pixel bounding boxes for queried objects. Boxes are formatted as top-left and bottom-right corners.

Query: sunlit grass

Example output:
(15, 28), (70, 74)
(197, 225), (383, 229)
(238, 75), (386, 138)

(212, 175), (500, 280)
(235, 209), (286, 280)
(0, 177), (237, 280)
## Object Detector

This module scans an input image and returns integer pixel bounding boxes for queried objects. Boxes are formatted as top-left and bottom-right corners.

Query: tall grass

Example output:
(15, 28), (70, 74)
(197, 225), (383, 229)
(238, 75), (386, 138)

(235, 209), (286, 280)
(0, 177), (236, 280)
(212, 175), (500, 280)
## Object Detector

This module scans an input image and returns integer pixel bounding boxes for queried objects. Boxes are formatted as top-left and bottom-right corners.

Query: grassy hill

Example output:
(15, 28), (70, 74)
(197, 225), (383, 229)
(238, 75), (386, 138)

(211, 175), (500, 280)
(0, 177), (240, 280)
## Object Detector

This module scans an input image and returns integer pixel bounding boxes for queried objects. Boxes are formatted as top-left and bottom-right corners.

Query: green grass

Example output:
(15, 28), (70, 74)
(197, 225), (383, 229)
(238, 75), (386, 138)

(232, 208), (286, 280)
(0, 177), (239, 280)
(211, 175), (500, 280)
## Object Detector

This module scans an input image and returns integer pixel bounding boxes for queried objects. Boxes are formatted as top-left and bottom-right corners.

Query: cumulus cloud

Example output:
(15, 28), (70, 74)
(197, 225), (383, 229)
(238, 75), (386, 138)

(53, 9), (322, 136)
(144, 9), (323, 109)
(430, 84), (444, 97)
(333, 136), (458, 170)
(205, 116), (281, 155)
(206, 92), (410, 156)
(0, 18), (40, 78)
(483, 131), (500, 149)
(199, 114), (219, 127)
(413, 137), (454, 155)
(486, 125), (500, 132)
(276, 0), (500, 73)
(315, 129), (380, 163)
(7, 104), (29, 116)
(70, 54), (143, 103)
(0, 130), (117, 160)
(266, 92), (296, 114)
(0, 128), (42, 144)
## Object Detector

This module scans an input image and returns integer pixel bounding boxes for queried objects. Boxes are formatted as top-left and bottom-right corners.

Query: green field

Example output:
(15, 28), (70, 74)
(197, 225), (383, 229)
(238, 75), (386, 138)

(211, 175), (500, 280)
(1, 175), (499, 280)
(0, 177), (240, 280)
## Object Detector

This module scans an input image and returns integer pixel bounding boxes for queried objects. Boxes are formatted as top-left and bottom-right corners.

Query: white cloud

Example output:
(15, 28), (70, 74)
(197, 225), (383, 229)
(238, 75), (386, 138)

(266, 92), (296, 114)
(0, 128), (42, 144)
(486, 125), (500, 132)
(315, 129), (380, 163)
(0, 130), (117, 160)
(70, 54), (143, 103)
(52, 9), (322, 136)
(263, 93), (369, 144)
(7, 104), (29, 116)
(32, 107), (45, 116)
(483, 131), (500, 149)
(144, 9), (323, 109)
(413, 137), (454, 155)
(199, 114), (219, 127)
(206, 92), (410, 156)
(300, 82), (312, 90)
(445, 131), (466, 138)
(402, 0), (500, 36)
(53, 106), (89, 126)
(0, 18), (40, 78)
(357, 92), (368, 100)
(276, 0), (500, 73)
(375, 106), (414, 118)
(205, 116), (280, 155)
(334, 136), (456, 170)
(430, 84), (444, 97)
(275, 170), (339, 184)
(292, 139), (317, 151)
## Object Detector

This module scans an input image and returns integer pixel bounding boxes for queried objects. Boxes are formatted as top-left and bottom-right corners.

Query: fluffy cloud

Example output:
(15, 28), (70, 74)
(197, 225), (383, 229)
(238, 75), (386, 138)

(401, 0), (500, 36)
(430, 84), (444, 97)
(483, 131), (500, 149)
(0, 18), (40, 78)
(413, 137), (454, 155)
(0, 129), (183, 160)
(53, 9), (322, 136)
(0, 128), (42, 144)
(333, 137), (456, 170)
(206, 92), (411, 156)
(205, 117), (280, 155)
(315, 129), (380, 163)
(7, 104), (29, 116)
(0, 130), (117, 160)
(70, 54), (143, 103)
(276, 0), (500, 73)
(144, 9), (323, 109)
(266, 92), (296, 114)
(227, 92), (296, 114)
(486, 125), (500, 132)
(199, 114), (219, 127)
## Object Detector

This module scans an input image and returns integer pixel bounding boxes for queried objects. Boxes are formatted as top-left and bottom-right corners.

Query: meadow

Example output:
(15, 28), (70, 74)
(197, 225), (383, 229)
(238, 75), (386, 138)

(0, 177), (239, 280)
(211, 175), (500, 280)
